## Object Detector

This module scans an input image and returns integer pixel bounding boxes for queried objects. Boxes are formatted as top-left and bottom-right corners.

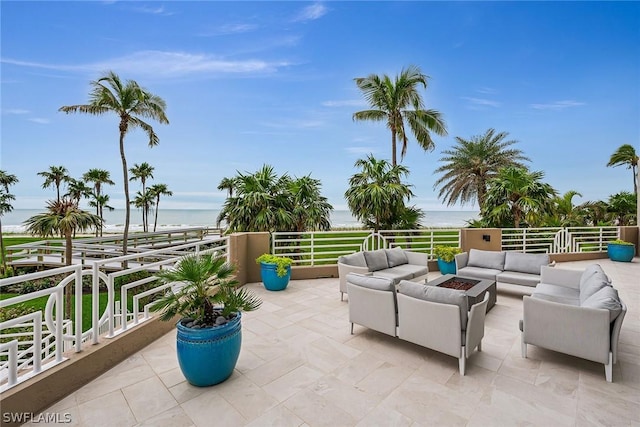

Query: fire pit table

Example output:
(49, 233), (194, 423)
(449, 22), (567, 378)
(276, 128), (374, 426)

(425, 275), (496, 312)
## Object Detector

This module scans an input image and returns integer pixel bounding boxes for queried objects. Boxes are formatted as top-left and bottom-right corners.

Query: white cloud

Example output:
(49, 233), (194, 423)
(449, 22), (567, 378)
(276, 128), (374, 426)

(346, 146), (379, 155)
(322, 99), (367, 108)
(3, 108), (29, 114)
(200, 23), (259, 36)
(132, 5), (174, 16)
(293, 3), (328, 22)
(476, 87), (497, 95)
(28, 118), (51, 124)
(1, 51), (291, 79)
(530, 100), (586, 110)
(461, 97), (501, 108)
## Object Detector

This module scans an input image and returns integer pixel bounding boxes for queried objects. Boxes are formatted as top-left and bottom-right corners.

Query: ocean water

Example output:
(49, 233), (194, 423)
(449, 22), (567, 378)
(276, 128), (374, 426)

(1, 209), (479, 233)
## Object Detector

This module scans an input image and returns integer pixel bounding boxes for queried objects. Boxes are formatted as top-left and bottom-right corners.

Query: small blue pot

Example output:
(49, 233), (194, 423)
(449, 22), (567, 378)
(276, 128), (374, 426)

(437, 258), (457, 275)
(176, 314), (242, 387)
(260, 262), (291, 291)
(607, 243), (635, 262)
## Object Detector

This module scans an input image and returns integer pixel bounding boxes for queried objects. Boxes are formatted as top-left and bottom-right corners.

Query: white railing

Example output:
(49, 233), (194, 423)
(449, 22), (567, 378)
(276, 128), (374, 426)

(0, 235), (229, 392)
(272, 229), (461, 265)
(501, 227), (619, 253)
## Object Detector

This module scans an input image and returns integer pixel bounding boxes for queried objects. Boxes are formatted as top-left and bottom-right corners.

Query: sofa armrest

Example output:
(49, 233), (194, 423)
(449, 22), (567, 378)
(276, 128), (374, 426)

(338, 263), (369, 294)
(404, 250), (428, 266)
(455, 252), (469, 270)
(539, 266), (581, 289)
(523, 296), (611, 364)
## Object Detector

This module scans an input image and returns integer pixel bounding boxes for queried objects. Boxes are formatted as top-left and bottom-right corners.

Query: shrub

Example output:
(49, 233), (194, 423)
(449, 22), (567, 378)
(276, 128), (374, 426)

(256, 254), (293, 277)
(433, 245), (462, 263)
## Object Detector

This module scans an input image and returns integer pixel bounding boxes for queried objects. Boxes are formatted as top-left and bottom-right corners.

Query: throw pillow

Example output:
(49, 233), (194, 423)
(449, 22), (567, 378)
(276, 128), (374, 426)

(582, 286), (623, 322)
(503, 252), (549, 275)
(385, 247), (408, 267)
(467, 249), (506, 270)
(338, 252), (367, 268)
(364, 249), (390, 272)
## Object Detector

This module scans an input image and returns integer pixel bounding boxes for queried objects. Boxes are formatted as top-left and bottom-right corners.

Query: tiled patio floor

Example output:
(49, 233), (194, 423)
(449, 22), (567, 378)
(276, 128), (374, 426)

(31, 259), (639, 426)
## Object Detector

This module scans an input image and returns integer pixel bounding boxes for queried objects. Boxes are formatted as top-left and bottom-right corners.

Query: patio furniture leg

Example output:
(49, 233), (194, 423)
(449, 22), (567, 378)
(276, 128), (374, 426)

(521, 333), (527, 358)
(459, 355), (466, 376)
(605, 352), (613, 382)
(350, 323), (354, 335)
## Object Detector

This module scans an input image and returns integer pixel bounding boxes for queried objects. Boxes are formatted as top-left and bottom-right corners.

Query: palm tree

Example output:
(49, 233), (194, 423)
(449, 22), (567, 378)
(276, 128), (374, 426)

(546, 190), (589, 227)
(289, 175), (333, 232)
(217, 165), (294, 232)
(607, 191), (637, 226)
(132, 191), (155, 231)
(129, 162), (155, 232)
(217, 177), (236, 198)
(483, 166), (557, 228)
(88, 194), (114, 234)
(434, 128), (530, 210)
(345, 155), (414, 232)
(607, 144), (639, 222)
(353, 65), (447, 166)
(82, 169), (115, 236)
(59, 71), (169, 255)
(148, 183), (173, 232)
(38, 166), (70, 202)
(0, 170), (19, 275)
(65, 178), (93, 205)
(23, 198), (102, 315)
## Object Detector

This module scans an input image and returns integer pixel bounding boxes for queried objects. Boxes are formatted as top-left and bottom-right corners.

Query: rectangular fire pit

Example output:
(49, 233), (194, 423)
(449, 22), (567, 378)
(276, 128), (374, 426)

(425, 274), (496, 312)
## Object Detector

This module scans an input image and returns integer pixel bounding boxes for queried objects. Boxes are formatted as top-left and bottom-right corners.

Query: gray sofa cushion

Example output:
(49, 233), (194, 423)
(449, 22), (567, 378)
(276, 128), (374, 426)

(364, 249), (390, 272)
(385, 247), (408, 267)
(373, 267), (414, 284)
(346, 273), (394, 292)
(579, 264), (610, 288)
(504, 252), (549, 275)
(582, 286), (623, 322)
(532, 283), (580, 306)
(579, 269), (611, 305)
(398, 280), (468, 329)
(457, 266), (502, 281)
(338, 252), (367, 268)
(467, 249), (506, 270)
(496, 271), (541, 287)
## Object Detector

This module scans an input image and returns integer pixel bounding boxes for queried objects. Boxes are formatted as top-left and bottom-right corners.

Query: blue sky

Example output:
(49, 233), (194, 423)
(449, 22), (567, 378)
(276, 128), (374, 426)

(1, 1), (639, 213)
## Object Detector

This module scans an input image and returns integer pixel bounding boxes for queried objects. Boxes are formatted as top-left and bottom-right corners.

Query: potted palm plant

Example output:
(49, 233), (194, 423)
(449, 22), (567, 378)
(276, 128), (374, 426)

(433, 245), (462, 275)
(256, 254), (293, 291)
(607, 239), (635, 262)
(151, 253), (261, 386)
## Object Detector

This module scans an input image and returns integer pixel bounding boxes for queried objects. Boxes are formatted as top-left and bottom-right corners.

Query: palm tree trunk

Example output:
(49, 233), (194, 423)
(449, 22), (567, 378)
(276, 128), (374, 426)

(0, 218), (6, 275)
(64, 231), (73, 318)
(154, 197), (160, 232)
(391, 128), (397, 166)
(120, 129), (130, 258)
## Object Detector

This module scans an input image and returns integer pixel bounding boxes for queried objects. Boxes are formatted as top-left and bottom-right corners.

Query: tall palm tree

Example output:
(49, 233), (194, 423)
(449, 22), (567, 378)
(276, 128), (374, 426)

(65, 178), (93, 205)
(88, 194), (114, 235)
(148, 183), (173, 232)
(353, 65), (447, 166)
(217, 177), (236, 198)
(38, 165), (70, 202)
(483, 166), (557, 228)
(289, 175), (333, 232)
(59, 71), (169, 255)
(434, 128), (530, 210)
(217, 165), (294, 232)
(82, 169), (115, 236)
(23, 198), (102, 315)
(130, 162), (155, 232)
(345, 155), (414, 232)
(132, 190), (155, 231)
(0, 170), (19, 275)
(607, 144), (639, 222)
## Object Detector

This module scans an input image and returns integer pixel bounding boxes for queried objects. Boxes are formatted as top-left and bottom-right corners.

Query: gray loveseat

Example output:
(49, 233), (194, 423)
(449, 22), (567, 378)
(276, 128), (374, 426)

(346, 273), (489, 375)
(520, 264), (626, 382)
(337, 248), (429, 301)
(455, 249), (551, 287)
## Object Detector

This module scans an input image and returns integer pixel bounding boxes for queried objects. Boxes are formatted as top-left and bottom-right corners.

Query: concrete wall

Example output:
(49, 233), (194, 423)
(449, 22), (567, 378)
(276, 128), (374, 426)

(229, 232), (270, 285)
(619, 226), (639, 255)
(460, 228), (502, 252)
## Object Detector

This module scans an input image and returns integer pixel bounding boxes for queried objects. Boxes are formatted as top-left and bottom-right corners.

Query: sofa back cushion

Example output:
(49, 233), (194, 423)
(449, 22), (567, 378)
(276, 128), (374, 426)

(504, 252), (550, 275)
(338, 252), (367, 268)
(579, 264), (612, 304)
(364, 249), (390, 271)
(385, 247), (408, 267)
(347, 273), (395, 292)
(398, 280), (468, 329)
(467, 249), (506, 271)
(581, 286), (623, 322)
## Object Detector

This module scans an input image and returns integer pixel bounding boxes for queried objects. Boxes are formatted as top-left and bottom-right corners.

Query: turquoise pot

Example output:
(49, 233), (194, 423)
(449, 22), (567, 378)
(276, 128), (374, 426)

(607, 243), (635, 262)
(437, 258), (457, 275)
(260, 262), (291, 291)
(176, 314), (241, 387)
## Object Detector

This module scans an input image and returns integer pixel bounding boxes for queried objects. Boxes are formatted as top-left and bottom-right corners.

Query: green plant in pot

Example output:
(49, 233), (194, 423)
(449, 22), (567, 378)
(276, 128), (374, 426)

(433, 245), (462, 275)
(151, 252), (261, 386)
(607, 239), (635, 262)
(256, 253), (293, 291)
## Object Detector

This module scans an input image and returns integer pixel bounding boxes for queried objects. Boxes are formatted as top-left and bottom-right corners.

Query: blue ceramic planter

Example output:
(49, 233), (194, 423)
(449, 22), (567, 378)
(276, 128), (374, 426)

(176, 314), (241, 387)
(607, 243), (635, 262)
(260, 262), (291, 291)
(437, 258), (457, 275)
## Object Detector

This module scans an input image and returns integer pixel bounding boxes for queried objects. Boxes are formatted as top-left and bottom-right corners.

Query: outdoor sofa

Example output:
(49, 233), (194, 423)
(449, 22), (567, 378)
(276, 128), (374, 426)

(337, 248), (429, 301)
(455, 248), (552, 287)
(520, 264), (626, 382)
(346, 273), (489, 375)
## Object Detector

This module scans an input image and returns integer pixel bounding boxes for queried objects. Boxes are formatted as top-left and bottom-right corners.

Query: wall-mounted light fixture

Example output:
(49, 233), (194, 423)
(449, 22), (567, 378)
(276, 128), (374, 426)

(482, 234), (491, 242)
